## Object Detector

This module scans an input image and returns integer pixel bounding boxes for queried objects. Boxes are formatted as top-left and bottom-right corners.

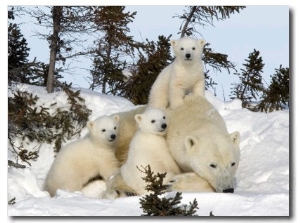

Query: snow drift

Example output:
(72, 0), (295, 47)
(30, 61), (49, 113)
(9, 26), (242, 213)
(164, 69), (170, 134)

(7, 84), (289, 216)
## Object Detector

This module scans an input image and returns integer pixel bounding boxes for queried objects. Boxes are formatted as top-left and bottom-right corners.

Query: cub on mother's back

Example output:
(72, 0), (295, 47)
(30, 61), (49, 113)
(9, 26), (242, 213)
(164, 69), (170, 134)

(148, 36), (206, 109)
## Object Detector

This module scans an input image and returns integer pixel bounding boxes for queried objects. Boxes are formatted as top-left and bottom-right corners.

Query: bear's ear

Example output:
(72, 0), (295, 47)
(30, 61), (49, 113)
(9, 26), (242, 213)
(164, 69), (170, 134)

(113, 115), (119, 122)
(170, 40), (177, 47)
(199, 39), (206, 48)
(87, 121), (93, 131)
(134, 114), (143, 123)
(229, 131), (240, 145)
(184, 136), (198, 152)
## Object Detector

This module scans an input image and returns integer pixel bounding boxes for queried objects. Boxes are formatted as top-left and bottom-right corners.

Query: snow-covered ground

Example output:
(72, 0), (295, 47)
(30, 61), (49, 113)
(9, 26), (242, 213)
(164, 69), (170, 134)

(6, 83), (289, 218)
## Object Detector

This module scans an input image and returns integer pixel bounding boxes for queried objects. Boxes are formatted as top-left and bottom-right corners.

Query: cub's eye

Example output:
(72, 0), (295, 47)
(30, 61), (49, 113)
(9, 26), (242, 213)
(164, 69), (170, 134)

(180, 47), (184, 50)
(151, 120), (156, 123)
(231, 162), (236, 167)
(192, 47), (195, 50)
(163, 116), (166, 119)
(102, 129), (106, 132)
(210, 164), (217, 168)
(114, 127), (117, 130)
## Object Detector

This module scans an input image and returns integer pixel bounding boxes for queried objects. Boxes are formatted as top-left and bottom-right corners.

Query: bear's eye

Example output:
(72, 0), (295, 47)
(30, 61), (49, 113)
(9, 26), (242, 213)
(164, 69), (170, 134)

(163, 116), (165, 119)
(102, 129), (106, 132)
(192, 47), (195, 50)
(231, 162), (236, 167)
(210, 164), (217, 168)
(114, 127), (117, 130)
(151, 120), (156, 123)
(180, 47), (184, 51)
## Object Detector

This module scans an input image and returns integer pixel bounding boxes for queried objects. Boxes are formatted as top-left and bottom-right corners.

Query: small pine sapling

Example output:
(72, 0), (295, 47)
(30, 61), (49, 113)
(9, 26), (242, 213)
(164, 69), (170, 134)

(139, 165), (199, 216)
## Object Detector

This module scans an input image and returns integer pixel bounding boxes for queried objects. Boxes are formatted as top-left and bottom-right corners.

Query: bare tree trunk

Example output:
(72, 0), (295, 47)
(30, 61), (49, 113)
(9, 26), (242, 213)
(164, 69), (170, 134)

(46, 6), (62, 93)
(101, 42), (112, 94)
(180, 6), (197, 38)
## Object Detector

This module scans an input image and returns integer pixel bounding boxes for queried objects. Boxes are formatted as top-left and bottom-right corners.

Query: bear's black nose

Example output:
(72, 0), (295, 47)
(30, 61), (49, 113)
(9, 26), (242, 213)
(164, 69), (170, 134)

(110, 134), (116, 140)
(185, 53), (191, 59)
(223, 188), (234, 193)
(161, 123), (167, 129)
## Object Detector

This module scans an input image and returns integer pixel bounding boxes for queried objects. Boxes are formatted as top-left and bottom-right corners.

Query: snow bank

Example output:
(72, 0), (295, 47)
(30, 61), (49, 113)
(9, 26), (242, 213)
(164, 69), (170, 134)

(7, 84), (289, 217)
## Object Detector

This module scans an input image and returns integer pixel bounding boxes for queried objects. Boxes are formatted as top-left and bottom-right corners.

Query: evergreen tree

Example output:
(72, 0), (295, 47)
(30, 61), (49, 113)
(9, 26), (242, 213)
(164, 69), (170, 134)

(231, 49), (265, 109)
(176, 6), (246, 38)
(8, 82), (92, 167)
(256, 65), (289, 112)
(120, 35), (173, 105)
(89, 6), (140, 94)
(25, 6), (105, 93)
(8, 7), (62, 87)
(8, 22), (30, 84)
(139, 165), (199, 216)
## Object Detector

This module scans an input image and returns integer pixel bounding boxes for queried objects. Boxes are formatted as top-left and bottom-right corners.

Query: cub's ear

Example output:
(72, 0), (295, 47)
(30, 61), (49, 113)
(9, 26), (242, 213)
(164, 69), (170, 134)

(113, 115), (119, 122)
(184, 136), (198, 152)
(170, 40), (177, 47)
(229, 131), (240, 145)
(199, 39), (206, 48)
(87, 121), (93, 131)
(134, 114), (143, 123)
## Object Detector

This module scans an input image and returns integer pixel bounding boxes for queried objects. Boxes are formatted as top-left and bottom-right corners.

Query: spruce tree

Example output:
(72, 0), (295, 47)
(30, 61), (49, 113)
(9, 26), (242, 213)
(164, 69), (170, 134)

(26, 6), (109, 93)
(8, 22), (30, 84)
(8, 7), (60, 87)
(8, 82), (92, 166)
(139, 165), (199, 216)
(176, 6), (246, 38)
(89, 6), (140, 94)
(256, 65), (289, 112)
(230, 49), (265, 109)
(120, 35), (173, 105)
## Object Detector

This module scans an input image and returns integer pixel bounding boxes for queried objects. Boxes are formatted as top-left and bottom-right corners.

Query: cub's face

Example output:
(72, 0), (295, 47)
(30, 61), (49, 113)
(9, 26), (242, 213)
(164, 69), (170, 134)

(183, 131), (240, 193)
(135, 108), (168, 136)
(171, 36), (206, 62)
(88, 115), (119, 143)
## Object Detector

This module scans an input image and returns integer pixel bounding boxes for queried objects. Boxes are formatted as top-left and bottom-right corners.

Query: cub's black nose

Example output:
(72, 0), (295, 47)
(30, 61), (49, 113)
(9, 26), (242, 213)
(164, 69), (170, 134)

(161, 123), (167, 129)
(186, 53), (191, 59)
(111, 134), (116, 140)
(223, 188), (234, 193)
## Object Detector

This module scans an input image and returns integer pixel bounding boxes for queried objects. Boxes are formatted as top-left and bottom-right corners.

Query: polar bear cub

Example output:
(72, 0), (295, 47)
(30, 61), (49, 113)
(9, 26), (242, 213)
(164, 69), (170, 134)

(148, 36), (206, 109)
(44, 115), (120, 197)
(120, 107), (181, 195)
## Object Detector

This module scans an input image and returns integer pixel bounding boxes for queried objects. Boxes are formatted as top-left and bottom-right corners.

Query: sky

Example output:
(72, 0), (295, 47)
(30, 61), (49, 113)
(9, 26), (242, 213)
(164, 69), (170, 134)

(7, 4), (289, 101)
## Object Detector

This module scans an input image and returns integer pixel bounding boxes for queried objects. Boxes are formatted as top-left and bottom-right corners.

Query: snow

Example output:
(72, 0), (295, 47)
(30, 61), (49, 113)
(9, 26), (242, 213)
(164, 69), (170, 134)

(6, 83), (290, 219)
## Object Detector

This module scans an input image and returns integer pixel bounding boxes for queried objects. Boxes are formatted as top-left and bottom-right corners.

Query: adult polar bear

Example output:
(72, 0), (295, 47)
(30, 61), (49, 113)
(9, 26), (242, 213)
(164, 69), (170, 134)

(166, 94), (240, 193)
(148, 36), (206, 109)
(110, 94), (240, 194)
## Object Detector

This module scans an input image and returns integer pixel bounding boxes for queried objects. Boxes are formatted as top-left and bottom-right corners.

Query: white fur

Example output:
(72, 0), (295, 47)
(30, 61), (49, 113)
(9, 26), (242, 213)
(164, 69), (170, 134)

(44, 115), (120, 197)
(120, 108), (181, 195)
(167, 95), (240, 193)
(109, 95), (240, 195)
(148, 36), (206, 109)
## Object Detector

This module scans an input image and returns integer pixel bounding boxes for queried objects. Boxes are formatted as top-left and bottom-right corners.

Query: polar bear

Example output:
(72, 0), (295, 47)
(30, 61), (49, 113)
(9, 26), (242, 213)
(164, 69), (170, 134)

(166, 94), (240, 193)
(44, 115), (121, 197)
(112, 105), (147, 165)
(120, 107), (181, 195)
(148, 36), (206, 109)
(107, 94), (240, 195)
